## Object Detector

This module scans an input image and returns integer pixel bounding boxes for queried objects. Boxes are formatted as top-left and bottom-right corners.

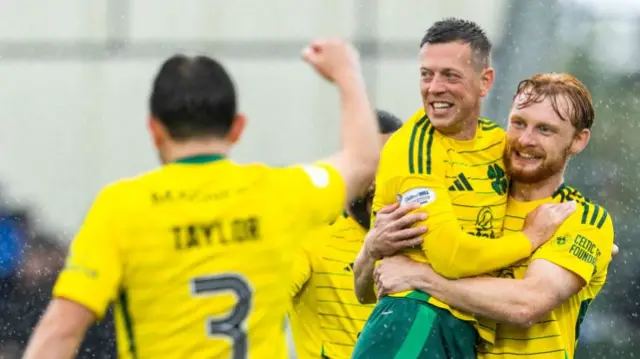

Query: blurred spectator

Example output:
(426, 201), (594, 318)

(0, 212), (115, 359)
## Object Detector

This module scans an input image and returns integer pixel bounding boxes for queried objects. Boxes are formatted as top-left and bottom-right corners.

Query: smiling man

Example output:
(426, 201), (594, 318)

(373, 73), (615, 359)
(351, 19), (575, 359)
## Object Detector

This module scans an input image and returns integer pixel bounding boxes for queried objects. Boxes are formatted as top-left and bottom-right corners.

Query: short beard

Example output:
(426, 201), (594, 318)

(504, 144), (570, 184)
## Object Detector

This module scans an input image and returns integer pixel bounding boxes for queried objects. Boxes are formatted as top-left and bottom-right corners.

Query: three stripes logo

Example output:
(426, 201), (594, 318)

(448, 173), (474, 191)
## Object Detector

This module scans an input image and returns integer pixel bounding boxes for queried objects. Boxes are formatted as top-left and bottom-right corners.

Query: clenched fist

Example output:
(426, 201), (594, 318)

(302, 38), (362, 85)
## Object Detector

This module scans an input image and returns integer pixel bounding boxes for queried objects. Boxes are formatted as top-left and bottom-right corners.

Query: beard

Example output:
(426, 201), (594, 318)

(504, 143), (570, 184)
(348, 189), (374, 230)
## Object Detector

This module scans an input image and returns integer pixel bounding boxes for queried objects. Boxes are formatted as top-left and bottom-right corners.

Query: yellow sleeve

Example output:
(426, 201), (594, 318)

(532, 212), (614, 283)
(278, 162), (346, 226)
(53, 185), (123, 320)
(373, 127), (531, 279)
(397, 175), (532, 278)
(290, 246), (313, 299)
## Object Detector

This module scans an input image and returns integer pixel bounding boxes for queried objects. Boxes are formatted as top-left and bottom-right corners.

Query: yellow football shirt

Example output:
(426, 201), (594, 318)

(477, 184), (614, 359)
(289, 214), (374, 359)
(372, 108), (533, 343)
(53, 154), (346, 359)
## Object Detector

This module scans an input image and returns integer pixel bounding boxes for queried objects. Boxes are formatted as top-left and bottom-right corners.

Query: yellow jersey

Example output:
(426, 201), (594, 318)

(289, 214), (374, 359)
(477, 184), (614, 359)
(53, 154), (346, 359)
(372, 108), (533, 343)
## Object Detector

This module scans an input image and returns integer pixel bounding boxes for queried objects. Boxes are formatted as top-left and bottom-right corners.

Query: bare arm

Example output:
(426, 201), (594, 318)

(303, 40), (379, 203)
(353, 247), (378, 304)
(23, 298), (95, 359)
(420, 260), (584, 327)
(374, 256), (583, 327)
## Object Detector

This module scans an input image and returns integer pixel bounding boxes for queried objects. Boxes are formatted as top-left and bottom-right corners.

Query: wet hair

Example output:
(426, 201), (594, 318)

(513, 73), (595, 131)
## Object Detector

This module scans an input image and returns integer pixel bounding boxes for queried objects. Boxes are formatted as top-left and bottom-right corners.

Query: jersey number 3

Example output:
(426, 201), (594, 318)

(191, 274), (252, 359)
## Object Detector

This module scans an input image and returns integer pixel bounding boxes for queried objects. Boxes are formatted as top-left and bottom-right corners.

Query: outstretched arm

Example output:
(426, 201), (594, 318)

(303, 39), (380, 203)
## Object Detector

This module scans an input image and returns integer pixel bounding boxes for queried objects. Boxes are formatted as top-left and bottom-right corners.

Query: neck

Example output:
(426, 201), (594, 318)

(162, 138), (231, 163)
(439, 108), (481, 141)
(451, 121), (478, 141)
(510, 172), (565, 202)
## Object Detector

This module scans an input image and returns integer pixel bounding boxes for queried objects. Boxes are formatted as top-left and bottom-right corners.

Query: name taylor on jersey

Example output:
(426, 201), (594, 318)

(149, 187), (262, 251)
(172, 217), (261, 251)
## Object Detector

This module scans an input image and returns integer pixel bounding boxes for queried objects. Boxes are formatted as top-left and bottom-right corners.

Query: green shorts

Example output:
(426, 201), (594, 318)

(351, 293), (477, 359)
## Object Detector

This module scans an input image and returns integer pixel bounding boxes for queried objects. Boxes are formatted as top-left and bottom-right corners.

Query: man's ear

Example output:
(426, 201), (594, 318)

(570, 128), (590, 155)
(479, 67), (495, 98)
(226, 114), (246, 144)
(148, 116), (169, 148)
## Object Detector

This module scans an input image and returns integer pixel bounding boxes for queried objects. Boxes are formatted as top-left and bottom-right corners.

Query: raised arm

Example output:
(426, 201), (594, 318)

(302, 39), (379, 203)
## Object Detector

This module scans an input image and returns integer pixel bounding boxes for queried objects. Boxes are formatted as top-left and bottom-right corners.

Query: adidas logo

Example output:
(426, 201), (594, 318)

(448, 173), (474, 191)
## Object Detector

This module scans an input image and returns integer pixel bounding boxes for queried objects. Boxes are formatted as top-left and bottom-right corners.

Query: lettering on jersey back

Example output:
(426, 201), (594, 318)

(172, 217), (260, 250)
(152, 189), (232, 204)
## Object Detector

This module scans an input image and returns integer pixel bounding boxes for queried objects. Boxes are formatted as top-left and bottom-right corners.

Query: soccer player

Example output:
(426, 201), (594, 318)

(351, 19), (576, 359)
(22, 39), (382, 359)
(373, 73), (614, 359)
(288, 110), (405, 359)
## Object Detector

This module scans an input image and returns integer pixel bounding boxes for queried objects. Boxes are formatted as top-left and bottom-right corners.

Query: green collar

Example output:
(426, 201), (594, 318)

(172, 154), (225, 164)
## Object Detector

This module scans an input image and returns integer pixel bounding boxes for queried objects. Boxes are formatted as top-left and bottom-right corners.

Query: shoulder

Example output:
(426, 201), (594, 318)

(478, 118), (505, 134)
(275, 163), (339, 191)
(93, 178), (137, 204)
(380, 108), (445, 176)
(477, 118), (506, 143)
(554, 184), (613, 232)
(384, 108), (436, 148)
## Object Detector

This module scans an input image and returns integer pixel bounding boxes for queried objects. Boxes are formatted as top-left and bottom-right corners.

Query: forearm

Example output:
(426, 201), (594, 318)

(416, 275), (540, 326)
(424, 221), (532, 278)
(334, 76), (379, 201)
(353, 248), (377, 304)
(23, 315), (83, 359)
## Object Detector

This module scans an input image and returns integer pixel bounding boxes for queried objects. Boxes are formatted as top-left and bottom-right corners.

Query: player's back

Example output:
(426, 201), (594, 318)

(74, 155), (344, 359)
